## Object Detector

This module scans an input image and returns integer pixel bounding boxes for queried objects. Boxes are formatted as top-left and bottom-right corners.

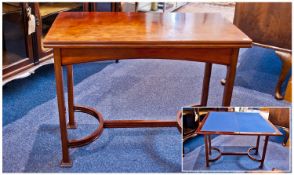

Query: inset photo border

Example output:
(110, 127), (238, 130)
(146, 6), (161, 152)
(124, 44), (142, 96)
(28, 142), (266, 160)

(182, 107), (291, 173)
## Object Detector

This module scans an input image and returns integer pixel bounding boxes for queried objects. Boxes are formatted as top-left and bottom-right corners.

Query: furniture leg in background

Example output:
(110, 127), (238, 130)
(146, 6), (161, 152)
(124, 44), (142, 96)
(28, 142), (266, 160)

(284, 77), (292, 102)
(220, 49), (292, 101)
(275, 51), (292, 100)
(67, 65), (77, 129)
(233, 3), (292, 101)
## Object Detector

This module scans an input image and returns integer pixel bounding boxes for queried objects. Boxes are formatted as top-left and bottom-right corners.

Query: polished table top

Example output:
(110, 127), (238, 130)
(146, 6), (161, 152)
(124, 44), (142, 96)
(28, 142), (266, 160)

(44, 12), (252, 48)
(198, 112), (282, 135)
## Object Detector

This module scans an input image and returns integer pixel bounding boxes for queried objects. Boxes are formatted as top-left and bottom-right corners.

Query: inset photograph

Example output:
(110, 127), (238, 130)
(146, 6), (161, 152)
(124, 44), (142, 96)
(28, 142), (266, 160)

(182, 107), (290, 172)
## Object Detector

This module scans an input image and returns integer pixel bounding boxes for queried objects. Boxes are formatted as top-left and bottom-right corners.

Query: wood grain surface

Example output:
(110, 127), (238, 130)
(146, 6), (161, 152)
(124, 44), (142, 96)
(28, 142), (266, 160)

(44, 12), (251, 48)
(234, 2), (291, 49)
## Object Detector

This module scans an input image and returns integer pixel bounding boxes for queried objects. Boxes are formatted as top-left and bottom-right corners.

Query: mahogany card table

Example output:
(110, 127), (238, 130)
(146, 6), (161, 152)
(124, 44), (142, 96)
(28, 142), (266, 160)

(44, 12), (252, 167)
(196, 112), (282, 168)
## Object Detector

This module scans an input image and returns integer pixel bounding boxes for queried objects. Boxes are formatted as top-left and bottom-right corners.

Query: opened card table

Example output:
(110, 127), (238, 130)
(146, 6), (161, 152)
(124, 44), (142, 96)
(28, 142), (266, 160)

(44, 12), (252, 167)
(196, 112), (282, 168)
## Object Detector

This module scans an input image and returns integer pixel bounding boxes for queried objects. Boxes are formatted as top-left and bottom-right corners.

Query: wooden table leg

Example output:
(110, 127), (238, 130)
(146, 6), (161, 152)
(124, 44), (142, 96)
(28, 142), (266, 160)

(259, 136), (269, 168)
(67, 65), (77, 129)
(222, 49), (239, 106)
(208, 135), (212, 155)
(275, 51), (292, 100)
(54, 49), (72, 167)
(255, 135), (260, 155)
(201, 63), (212, 106)
(204, 135), (210, 167)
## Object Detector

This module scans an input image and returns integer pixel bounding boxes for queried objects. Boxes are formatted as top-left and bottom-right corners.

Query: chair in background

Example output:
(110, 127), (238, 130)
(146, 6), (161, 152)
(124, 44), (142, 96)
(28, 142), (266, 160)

(233, 2), (292, 101)
(268, 108), (290, 146)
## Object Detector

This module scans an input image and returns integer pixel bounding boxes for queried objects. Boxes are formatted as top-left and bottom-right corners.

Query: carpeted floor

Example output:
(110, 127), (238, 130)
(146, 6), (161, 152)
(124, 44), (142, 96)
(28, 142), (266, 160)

(183, 135), (290, 172)
(2, 46), (291, 172)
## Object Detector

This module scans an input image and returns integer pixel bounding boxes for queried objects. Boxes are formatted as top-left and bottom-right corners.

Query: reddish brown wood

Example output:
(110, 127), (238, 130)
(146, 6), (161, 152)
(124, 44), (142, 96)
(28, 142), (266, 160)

(66, 65), (77, 129)
(234, 3), (291, 50)
(196, 112), (209, 134)
(208, 147), (222, 162)
(274, 51), (292, 100)
(45, 12), (252, 167)
(31, 3), (53, 59)
(60, 48), (233, 65)
(53, 48), (72, 167)
(68, 105), (104, 148)
(268, 108), (290, 128)
(222, 49), (239, 106)
(204, 135), (209, 167)
(201, 63), (212, 106)
(3, 53), (53, 80)
(3, 58), (34, 77)
(44, 12), (251, 48)
(255, 135), (260, 155)
(198, 131), (281, 136)
(248, 147), (261, 162)
(260, 136), (269, 168)
(104, 120), (177, 128)
(208, 135), (212, 155)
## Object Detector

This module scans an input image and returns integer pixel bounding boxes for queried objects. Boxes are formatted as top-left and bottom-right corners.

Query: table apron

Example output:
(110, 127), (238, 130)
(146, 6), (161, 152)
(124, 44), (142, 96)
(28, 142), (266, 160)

(59, 48), (235, 65)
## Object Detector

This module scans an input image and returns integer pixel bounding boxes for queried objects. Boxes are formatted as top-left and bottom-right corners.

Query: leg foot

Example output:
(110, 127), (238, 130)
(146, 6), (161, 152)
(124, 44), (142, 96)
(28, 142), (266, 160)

(60, 160), (73, 168)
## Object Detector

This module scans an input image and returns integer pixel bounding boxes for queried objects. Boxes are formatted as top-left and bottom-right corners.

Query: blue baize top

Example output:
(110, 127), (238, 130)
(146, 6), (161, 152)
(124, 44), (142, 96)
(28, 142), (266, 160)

(201, 112), (276, 134)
